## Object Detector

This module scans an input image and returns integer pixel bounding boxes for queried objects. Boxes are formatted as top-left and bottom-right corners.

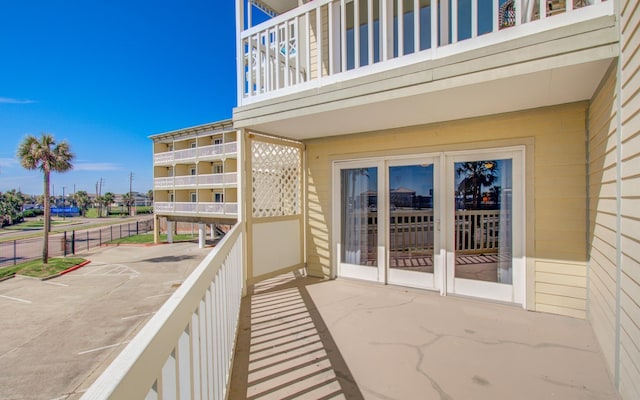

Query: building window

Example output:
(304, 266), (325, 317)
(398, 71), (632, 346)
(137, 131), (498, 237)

(169, 193), (174, 202)
(214, 138), (223, 145)
(214, 164), (223, 174)
(190, 142), (197, 148)
(190, 167), (196, 176)
(214, 192), (224, 203)
(190, 192), (197, 202)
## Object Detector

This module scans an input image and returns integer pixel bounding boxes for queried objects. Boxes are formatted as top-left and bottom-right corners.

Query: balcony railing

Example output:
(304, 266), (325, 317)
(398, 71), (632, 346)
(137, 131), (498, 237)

(81, 223), (244, 400)
(154, 142), (238, 165)
(154, 202), (239, 216)
(239, 0), (612, 104)
(153, 173), (237, 189)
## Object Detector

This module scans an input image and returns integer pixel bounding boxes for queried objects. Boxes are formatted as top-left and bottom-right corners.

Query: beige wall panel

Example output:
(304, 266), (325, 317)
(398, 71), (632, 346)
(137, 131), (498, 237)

(590, 285), (617, 372)
(535, 261), (587, 276)
(536, 293), (586, 311)
(536, 303), (585, 319)
(619, 0), (640, 396)
(536, 282), (587, 299)
(305, 103), (588, 316)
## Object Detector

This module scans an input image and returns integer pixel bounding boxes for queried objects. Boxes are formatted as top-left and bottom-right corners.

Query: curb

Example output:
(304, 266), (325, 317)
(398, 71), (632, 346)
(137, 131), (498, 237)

(0, 273), (16, 282)
(42, 260), (92, 281)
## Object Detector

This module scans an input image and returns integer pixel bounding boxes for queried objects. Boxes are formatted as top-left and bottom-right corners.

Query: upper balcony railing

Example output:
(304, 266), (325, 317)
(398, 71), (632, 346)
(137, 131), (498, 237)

(81, 223), (244, 400)
(154, 173), (238, 189)
(239, 0), (612, 105)
(154, 142), (238, 165)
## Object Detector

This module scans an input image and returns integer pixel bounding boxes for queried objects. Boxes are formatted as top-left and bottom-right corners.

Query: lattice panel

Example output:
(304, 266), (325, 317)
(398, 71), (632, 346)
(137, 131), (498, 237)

(251, 140), (301, 218)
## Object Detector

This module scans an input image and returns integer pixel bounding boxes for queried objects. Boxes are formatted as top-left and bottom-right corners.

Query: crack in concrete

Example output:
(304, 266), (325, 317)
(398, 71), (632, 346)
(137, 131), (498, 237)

(330, 296), (417, 328)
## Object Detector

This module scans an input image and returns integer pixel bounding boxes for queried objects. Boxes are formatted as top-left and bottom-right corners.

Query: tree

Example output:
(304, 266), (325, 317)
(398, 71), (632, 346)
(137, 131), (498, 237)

(74, 190), (91, 217)
(17, 133), (74, 263)
(147, 189), (153, 204)
(456, 161), (498, 209)
(122, 192), (132, 215)
(103, 192), (115, 216)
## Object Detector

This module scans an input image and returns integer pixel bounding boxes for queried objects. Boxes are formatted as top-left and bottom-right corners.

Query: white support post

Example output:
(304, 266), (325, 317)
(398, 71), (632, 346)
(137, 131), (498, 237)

(397, 0), (404, 56)
(493, 0), (499, 32)
(451, 0), (458, 43)
(199, 223), (206, 249)
(414, 0), (420, 52)
(354, 0), (360, 67)
(340, 0), (347, 71)
(236, 0), (245, 105)
(368, 0), (374, 64)
(431, 0), (439, 49)
(439, 0), (449, 45)
(471, 0), (478, 38)
(210, 224), (215, 240)
(167, 221), (174, 244)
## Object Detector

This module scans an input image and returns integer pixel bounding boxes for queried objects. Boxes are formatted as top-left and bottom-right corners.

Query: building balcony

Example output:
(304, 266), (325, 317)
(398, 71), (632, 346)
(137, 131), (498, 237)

(153, 142), (238, 166)
(154, 201), (238, 217)
(154, 173), (238, 189)
(234, 0), (616, 139)
(81, 225), (618, 399)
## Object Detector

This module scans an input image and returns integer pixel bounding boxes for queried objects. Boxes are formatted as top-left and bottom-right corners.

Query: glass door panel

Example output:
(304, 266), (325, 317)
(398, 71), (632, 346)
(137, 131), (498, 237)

(338, 166), (380, 281)
(388, 162), (439, 289)
(447, 151), (523, 304)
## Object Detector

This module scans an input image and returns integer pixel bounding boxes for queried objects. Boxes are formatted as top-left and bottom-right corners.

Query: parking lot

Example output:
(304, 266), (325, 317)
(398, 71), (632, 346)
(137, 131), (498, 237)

(0, 242), (212, 400)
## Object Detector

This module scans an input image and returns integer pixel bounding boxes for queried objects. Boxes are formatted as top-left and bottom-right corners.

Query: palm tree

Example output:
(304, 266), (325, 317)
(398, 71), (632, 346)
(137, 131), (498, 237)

(456, 161), (498, 209)
(17, 133), (74, 263)
(103, 192), (115, 216)
(74, 190), (91, 217)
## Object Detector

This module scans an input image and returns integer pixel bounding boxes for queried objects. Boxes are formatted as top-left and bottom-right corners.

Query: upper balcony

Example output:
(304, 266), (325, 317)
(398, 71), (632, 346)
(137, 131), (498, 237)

(234, 0), (617, 140)
(153, 142), (238, 166)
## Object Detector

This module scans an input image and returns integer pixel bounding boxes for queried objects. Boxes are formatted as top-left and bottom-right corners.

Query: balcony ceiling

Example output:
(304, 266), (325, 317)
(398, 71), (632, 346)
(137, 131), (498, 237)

(237, 58), (614, 141)
(254, 0), (299, 14)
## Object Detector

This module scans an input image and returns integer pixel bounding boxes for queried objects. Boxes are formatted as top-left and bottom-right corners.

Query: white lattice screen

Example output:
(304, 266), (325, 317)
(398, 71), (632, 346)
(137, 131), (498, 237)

(251, 139), (302, 218)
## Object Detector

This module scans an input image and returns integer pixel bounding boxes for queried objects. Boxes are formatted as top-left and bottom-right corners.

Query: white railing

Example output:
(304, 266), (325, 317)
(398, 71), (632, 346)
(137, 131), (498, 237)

(154, 143), (238, 165)
(198, 172), (238, 186)
(81, 223), (244, 400)
(198, 143), (238, 158)
(154, 177), (174, 189)
(240, 0), (612, 103)
(154, 202), (239, 217)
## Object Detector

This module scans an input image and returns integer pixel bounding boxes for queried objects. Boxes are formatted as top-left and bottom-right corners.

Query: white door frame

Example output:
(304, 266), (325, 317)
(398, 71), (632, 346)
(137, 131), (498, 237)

(332, 146), (526, 306)
(444, 147), (525, 305)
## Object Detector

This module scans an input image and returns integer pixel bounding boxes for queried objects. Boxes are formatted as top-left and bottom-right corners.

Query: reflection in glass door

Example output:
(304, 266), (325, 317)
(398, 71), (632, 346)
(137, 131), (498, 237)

(388, 162), (439, 289)
(447, 151), (523, 304)
(338, 166), (380, 281)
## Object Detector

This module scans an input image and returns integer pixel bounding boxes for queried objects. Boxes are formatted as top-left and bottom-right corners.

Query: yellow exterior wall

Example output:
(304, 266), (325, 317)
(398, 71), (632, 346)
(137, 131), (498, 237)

(588, 62), (618, 378)
(305, 102), (588, 318)
(619, 0), (640, 396)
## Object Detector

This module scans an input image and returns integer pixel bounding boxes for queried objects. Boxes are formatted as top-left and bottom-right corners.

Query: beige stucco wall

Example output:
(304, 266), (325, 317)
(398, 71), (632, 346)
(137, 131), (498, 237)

(305, 102), (588, 318)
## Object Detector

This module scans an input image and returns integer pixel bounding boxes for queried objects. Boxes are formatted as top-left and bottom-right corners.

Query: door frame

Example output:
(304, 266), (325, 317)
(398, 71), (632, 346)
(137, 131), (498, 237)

(332, 146), (526, 305)
(444, 147), (525, 304)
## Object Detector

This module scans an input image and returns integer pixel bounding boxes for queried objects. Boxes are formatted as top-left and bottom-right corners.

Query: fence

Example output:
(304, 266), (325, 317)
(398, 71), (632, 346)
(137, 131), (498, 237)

(0, 218), (154, 268)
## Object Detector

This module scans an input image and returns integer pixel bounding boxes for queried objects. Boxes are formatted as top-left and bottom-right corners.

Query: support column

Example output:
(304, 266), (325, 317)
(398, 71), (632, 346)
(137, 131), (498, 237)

(210, 224), (215, 240)
(167, 221), (174, 244)
(198, 223), (206, 249)
(153, 214), (160, 244)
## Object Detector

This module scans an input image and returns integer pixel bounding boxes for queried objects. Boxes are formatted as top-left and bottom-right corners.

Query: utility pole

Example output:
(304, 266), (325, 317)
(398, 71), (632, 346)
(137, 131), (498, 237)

(62, 186), (66, 220)
(129, 172), (134, 216)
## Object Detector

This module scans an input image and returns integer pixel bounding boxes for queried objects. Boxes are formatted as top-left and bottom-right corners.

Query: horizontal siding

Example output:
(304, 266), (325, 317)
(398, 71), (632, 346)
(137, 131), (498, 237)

(619, 0), (640, 397)
(588, 61), (618, 375)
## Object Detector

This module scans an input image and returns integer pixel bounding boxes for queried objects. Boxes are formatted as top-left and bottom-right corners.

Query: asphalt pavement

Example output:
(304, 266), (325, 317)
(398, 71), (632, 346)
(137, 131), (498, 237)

(0, 241), (212, 400)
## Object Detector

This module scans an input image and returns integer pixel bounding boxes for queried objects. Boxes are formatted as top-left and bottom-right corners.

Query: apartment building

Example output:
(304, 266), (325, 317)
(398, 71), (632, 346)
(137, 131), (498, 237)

(83, 1), (639, 399)
(150, 120), (239, 247)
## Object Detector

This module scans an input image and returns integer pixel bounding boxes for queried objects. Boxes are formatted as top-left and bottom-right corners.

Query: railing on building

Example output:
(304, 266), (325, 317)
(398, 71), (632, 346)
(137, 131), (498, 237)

(239, 0), (612, 103)
(81, 224), (244, 400)
(154, 173), (238, 189)
(154, 202), (239, 217)
(154, 143), (238, 165)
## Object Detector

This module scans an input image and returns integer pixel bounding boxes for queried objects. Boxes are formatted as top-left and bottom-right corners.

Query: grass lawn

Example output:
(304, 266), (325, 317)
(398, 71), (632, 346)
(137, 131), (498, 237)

(3, 220), (70, 230)
(0, 257), (86, 279)
(109, 233), (195, 245)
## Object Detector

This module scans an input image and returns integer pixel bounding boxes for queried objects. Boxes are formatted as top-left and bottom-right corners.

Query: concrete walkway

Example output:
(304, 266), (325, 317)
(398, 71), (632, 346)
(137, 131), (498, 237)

(230, 273), (619, 400)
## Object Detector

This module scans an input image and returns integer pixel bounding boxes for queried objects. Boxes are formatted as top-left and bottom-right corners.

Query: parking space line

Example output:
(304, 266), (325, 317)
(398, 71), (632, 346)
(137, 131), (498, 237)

(0, 294), (32, 304)
(43, 281), (68, 287)
(121, 312), (155, 320)
(77, 341), (130, 356)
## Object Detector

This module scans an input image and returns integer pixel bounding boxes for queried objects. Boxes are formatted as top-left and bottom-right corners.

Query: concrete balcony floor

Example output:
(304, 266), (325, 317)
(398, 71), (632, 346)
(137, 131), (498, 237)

(229, 273), (619, 400)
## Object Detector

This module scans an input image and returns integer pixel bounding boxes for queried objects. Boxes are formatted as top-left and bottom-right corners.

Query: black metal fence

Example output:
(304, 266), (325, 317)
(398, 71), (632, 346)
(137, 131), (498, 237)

(0, 218), (154, 268)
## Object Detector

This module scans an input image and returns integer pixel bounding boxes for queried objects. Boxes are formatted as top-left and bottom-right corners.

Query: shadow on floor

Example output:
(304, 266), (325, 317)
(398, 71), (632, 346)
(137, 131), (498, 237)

(229, 272), (364, 400)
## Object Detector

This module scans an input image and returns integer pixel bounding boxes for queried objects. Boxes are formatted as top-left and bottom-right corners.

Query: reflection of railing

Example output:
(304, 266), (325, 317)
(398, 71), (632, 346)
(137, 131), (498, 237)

(240, 0), (612, 103)
(82, 224), (244, 399)
(345, 209), (504, 260)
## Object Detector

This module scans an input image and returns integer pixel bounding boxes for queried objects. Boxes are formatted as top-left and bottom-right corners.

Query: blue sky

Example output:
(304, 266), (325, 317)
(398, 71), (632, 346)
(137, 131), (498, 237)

(0, 1), (237, 196)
